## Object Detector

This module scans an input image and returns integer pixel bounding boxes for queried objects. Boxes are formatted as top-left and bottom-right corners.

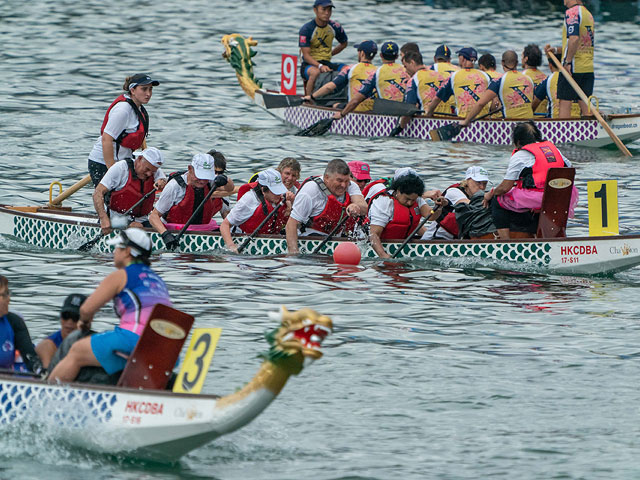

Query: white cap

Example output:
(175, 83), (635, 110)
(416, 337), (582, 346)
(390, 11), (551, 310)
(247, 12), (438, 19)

(138, 147), (164, 168)
(257, 168), (288, 195)
(106, 227), (152, 257)
(394, 167), (418, 180)
(191, 153), (216, 180)
(465, 166), (490, 182)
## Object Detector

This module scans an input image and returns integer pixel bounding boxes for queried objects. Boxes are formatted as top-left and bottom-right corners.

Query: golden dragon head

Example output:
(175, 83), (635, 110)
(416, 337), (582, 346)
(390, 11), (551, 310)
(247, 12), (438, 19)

(262, 306), (333, 374)
(221, 33), (263, 99)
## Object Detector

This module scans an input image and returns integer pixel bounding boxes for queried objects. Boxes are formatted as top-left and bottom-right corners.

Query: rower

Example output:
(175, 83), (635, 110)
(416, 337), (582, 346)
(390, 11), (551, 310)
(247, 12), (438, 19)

(149, 153), (232, 250)
(429, 44), (459, 77)
(522, 44), (547, 115)
(364, 167), (442, 203)
(285, 159), (367, 254)
(220, 169), (292, 253)
(93, 147), (167, 235)
(299, 0), (348, 96)
(425, 47), (491, 119)
(0, 275), (43, 374)
(478, 53), (501, 80)
(348, 161), (371, 192)
(48, 228), (172, 384)
(368, 173), (437, 258)
(459, 50), (534, 127)
(333, 41), (409, 121)
(398, 50), (448, 131)
(531, 48), (581, 118)
(482, 121), (578, 239)
(423, 166), (493, 240)
(87, 74), (159, 186)
(303, 40), (378, 111)
(35, 293), (87, 370)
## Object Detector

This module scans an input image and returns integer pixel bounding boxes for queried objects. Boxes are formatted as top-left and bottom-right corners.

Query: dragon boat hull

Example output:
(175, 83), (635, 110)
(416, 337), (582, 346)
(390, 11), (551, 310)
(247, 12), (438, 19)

(0, 374), (254, 462)
(1, 205), (639, 275)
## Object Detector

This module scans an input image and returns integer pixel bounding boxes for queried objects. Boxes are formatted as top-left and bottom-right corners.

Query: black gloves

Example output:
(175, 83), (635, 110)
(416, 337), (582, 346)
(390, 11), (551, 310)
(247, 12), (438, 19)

(162, 231), (179, 250)
(214, 174), (228, 188)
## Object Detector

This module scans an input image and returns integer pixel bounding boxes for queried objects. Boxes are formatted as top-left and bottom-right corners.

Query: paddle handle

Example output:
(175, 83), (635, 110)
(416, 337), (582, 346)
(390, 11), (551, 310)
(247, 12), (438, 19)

(48, 174), (92, 206)
(175, 183), (223, 242)
(312, 213), (350, 254)
(391, 216), (429, 259)
(547, 51), (631, 157)
(237, 199), (285, 253)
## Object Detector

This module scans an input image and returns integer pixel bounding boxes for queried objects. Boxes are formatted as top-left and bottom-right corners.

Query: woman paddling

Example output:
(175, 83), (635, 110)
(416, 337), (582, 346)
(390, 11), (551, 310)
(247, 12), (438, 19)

(87, 74), (159, 186)
(48, 228), (172, 383)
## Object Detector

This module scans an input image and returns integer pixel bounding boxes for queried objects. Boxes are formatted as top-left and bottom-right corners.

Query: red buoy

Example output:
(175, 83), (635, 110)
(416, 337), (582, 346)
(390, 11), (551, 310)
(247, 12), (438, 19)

(333, 242), (361, 265)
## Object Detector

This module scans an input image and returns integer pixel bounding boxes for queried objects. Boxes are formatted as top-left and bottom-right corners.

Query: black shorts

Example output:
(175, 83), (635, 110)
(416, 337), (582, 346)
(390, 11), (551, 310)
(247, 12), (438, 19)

(491, 197), (539, 233)
(557, 72), (594, 101)
(300, 60), (344, 80)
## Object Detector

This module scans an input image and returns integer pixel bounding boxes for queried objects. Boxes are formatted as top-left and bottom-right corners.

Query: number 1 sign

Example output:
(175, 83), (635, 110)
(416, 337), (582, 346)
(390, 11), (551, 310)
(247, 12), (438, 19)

(587, 180), (619, 236)
(281, 54), (297, 95)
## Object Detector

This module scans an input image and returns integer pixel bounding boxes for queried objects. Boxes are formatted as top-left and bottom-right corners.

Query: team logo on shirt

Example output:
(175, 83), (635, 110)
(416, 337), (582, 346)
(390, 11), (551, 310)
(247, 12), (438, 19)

(300, 35), (307, 44)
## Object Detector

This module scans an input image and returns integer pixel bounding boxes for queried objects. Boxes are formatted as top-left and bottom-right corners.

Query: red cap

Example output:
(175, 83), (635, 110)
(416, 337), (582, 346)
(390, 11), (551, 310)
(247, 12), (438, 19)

(348, 161), (371, 181)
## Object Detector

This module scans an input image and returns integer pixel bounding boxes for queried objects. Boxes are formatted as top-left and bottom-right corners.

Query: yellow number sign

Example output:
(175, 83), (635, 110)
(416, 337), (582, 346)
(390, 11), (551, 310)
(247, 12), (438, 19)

(587, 180), (619, 236)
(173, 328), (222, 394)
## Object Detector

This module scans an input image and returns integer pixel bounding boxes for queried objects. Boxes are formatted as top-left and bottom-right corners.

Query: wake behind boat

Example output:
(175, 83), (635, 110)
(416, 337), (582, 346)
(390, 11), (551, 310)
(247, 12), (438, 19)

(221, 34), (640, 148)
(1, 204), (639, 275)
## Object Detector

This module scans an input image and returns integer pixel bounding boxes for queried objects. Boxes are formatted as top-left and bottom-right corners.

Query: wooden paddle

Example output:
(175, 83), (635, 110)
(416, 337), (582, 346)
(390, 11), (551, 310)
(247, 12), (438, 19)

(311, 214), (350, 254)
(237, 199), (285, 253)
(547, 51), (632, 157)
(48, 174), (92, 207)
(429, 108), (501, 142)
(262, 93), (304, 109)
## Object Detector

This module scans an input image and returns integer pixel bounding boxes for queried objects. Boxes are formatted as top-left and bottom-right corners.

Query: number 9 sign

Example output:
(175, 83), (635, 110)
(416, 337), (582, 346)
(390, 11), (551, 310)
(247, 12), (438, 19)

(281, 54), (297, 95)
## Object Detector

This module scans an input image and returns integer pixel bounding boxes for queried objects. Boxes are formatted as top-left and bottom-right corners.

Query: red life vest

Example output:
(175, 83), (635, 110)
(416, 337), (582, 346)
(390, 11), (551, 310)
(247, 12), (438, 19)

(237, 181), (256, 201)
(100, 94), (149, 152)
(109, 158), (156, 217)
(301, 176), (351, 234)
(239, 187), (288, 234)
(362, 178), (391, 199)
(435, 183), (467, 237)
(165, 175), (221, 225)
(514, 141), (564, 191)
(368, 190), (421, 240)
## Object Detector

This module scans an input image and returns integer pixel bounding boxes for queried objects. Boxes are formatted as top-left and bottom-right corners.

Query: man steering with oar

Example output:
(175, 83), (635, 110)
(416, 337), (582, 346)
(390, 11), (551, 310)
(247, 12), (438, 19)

(286, 159), (367, 255)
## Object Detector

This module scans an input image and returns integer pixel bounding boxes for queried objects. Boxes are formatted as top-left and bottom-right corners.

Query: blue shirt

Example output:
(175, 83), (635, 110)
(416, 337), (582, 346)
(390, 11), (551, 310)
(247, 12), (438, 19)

(46, 329), (64, 347)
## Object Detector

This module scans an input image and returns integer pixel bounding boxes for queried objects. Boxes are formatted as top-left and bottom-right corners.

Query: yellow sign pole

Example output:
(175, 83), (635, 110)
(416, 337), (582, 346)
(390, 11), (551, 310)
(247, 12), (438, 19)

(173, 328), (222, 394)
(587, 180), (619, 236)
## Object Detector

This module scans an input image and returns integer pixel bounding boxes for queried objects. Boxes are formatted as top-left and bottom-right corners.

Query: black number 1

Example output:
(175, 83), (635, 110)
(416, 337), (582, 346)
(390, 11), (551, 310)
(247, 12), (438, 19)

(594, 184), (608, 228)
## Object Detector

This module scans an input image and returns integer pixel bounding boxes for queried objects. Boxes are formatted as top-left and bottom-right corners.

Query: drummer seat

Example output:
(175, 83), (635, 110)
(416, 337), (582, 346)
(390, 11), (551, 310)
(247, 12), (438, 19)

(116, 304), (194, 390)
(536, 167), (576, 238)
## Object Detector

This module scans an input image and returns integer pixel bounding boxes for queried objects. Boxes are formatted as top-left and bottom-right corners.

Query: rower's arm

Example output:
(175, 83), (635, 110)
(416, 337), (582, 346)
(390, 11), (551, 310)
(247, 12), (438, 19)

(101, 133), (116, 168)
(220, 218), (238, 253)
(300, 47), (320, 67)
(79, 269), (127, 331)
(369, 225), (391, 259)
(309, 81), (338, 100)
(563, 36), (580, 69)
(483, 179), (517, 207)
(148, 208), (167, 235)
(460, 90), (496, 127)
(348, 194), (368, 216)
(285, 217), (300, 254)
(425, 97), (442, 117)
(335, 91), (366, 119)
(332, 41), (347, 57)
(531, 95), (542, 112)
(93, 184), (112, 234)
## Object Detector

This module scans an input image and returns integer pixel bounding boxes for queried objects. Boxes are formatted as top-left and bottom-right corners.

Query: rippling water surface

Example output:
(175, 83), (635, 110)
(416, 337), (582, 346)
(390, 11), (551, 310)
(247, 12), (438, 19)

(1, 1), (640, 478)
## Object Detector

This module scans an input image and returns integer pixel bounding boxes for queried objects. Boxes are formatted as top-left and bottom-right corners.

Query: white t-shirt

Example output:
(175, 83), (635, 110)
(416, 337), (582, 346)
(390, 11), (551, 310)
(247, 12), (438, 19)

(154, 173), (230, 218)
(368, 190), (427, 228)
(290, 179), (362, 236)
(365, 182), (386, 201)
(422, 186), (467, 240)
(504, 149), (571, 181)
(226, 189), (279, 227)
(88, 96), (141, 165)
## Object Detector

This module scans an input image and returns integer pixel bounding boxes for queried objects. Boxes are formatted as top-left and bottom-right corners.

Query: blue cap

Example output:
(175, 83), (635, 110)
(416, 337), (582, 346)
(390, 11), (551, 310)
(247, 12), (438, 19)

(354, 40), (378, 56)
(434, 44), (452, 59)
(456, 47), (478, 61)
(380, 41), (399, 58)
(314, 0), (334, 7)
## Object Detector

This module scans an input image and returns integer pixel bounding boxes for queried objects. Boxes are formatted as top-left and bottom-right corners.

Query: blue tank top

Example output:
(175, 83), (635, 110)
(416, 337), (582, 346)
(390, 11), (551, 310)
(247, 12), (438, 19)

(113, 263), (172, 335)
(0, 315), (15, 369)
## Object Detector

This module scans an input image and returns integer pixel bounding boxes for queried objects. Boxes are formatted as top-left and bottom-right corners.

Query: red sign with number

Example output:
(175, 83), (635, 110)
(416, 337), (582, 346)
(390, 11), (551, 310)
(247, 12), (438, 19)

(281, 54), (297, 95)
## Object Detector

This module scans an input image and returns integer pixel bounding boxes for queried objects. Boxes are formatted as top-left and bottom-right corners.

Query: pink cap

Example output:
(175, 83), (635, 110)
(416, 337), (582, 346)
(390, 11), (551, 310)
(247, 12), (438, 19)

(347, 161), (371, 181)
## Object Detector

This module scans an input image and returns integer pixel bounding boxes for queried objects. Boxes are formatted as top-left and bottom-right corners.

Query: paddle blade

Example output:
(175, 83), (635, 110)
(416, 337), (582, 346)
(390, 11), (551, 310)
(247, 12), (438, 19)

(372, 98), (421, 117)
(296, 117), (334, 137)
(262, 93), (304, 109)
(430, 122), (462, 142)
(78, 234), (102, 252)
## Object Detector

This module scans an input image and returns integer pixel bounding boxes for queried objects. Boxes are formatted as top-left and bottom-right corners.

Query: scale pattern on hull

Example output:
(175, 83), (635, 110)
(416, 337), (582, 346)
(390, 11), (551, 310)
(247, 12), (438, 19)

(0, 380), (117, 425)
(284, 105), (599, 145)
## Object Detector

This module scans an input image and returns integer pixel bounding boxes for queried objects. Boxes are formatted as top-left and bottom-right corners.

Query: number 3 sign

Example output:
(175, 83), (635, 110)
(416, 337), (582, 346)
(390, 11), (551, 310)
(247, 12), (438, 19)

(281, 54), (297, 95)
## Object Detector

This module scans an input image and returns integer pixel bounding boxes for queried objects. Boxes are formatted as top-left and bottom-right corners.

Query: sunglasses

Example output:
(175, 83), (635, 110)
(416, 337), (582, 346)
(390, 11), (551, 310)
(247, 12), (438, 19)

(62, 312), (80, 322)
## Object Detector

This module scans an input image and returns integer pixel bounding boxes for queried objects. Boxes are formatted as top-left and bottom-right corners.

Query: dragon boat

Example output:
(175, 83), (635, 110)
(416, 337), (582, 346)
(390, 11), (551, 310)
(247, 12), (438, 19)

(1, 205), (640, 275)
(0, 306), (333, 462)
(221, 34), (640, 148)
